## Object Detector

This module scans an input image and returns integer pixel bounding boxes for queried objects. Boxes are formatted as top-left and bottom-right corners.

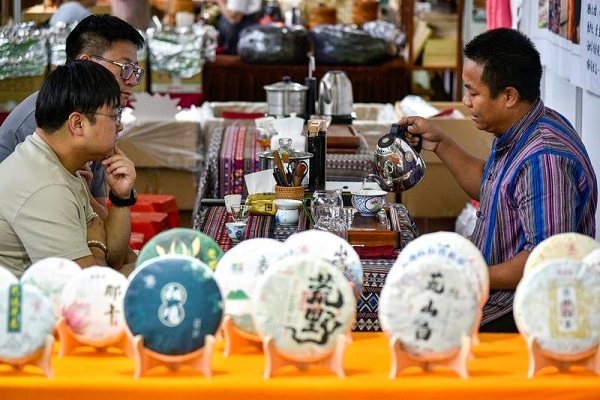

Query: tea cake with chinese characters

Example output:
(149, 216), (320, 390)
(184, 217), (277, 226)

(252, 254), (355, 361)
(60, 266), (129, 348)
(283, 229), (363, 298)
(214, 238), (288, 335)
(514, 258), (600, 355)
(0, 284), (54, 359)
(125, 255), (223, 355)
(379, 258), (480, 356)
(392, 231), (489, 304)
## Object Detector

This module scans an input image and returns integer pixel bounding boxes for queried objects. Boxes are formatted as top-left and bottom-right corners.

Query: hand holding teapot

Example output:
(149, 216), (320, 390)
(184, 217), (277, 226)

(367, 123), (426, 193)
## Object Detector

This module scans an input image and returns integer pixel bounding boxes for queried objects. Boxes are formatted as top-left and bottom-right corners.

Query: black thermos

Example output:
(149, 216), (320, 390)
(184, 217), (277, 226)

(307, 119), (326, 191)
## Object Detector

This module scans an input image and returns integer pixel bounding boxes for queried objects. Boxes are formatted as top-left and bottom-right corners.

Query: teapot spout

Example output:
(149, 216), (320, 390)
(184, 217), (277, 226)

(364, 174), (394, 192)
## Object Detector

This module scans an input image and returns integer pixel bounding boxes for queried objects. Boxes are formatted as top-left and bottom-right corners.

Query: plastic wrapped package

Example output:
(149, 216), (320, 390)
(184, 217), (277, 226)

(147, 23), (218, 78)
(309, 24), (395, 65)
(361, 20), (404, 55)
(118, 120), (203, 172)
(0, 23), (48, 80)
(237, 24), (309, 65)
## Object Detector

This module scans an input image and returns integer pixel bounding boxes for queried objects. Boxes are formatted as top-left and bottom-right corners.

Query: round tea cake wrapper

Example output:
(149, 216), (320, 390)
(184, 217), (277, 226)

(379, 258), (480, 357)
(252, 254), (356, 361)
(0, 283), (55, 359)
(214, 238), (288, 335)
(283, 229), (363, 298)
(21, 257), (82, 320)
(125, 254), (223, 355)
(136, 228), (224, 270)
(514, 258), (600, 355)
(0, 265), (18, 286)
(392, 231), (489, 305)
(60, 266), (129, 348)
(524, 232), (600, 276)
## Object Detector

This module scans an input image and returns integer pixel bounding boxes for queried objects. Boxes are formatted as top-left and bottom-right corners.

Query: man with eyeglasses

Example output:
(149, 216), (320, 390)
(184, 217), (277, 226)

(0, 14), (144, 270)
(0, 14), (144, 223)
(0, 60), (136, 277)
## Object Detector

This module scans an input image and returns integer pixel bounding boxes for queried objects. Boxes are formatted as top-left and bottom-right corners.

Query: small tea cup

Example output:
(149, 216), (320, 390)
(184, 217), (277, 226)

(351, 189), (387, 216)
(225, 222), (247, 243)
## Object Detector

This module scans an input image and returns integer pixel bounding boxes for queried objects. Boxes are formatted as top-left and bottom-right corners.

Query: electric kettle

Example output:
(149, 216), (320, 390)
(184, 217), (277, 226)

(366, 123), (426, 192)
(318, 70), (353, 121)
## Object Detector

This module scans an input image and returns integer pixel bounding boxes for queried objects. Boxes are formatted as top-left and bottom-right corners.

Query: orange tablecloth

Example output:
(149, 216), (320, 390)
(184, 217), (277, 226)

(1, 333), (599, 400)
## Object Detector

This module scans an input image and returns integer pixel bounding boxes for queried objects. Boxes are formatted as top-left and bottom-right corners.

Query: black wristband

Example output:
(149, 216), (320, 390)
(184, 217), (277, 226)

(109, 189), (137, 207)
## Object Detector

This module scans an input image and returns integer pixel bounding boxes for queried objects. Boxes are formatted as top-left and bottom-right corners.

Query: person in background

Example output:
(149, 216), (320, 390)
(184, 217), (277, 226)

(111, 0), (150, 30)
(399, 28), (597, 332)
(49, 0), (97, 26)
(0, 61), (136, 277)
(215, 0), (261, 54)
(0, 14), (144, 269)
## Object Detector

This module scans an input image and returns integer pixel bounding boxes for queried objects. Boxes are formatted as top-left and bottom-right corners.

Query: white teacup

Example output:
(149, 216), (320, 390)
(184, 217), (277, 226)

(225, 222), (247, 243)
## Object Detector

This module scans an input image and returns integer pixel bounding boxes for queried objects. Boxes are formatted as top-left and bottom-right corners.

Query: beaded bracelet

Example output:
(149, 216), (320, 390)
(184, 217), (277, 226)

(87, 240), (108, 261)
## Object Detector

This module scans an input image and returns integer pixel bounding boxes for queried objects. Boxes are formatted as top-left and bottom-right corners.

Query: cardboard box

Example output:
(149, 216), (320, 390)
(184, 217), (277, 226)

(400, 102), (494, 218)
(150, 71), (202, 94)
(0, 74), (45, 112)
(118, 120), (202, 172)
(134, 168), (198, 210)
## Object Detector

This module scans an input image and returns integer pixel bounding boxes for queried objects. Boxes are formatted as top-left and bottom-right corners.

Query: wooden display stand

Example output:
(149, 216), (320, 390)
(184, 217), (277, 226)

(526, 336), (600, 378)
(389, 335), (472, 379)
(0, 335), (54, 377)
(221, 315), (262, 356)
(262, 334), (350, 378)
(131, 334), (215, 378)
(55, 317), (132, 357)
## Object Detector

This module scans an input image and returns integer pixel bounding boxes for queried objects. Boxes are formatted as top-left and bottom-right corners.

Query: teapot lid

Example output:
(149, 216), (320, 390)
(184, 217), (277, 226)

(264, 76), (308, 92)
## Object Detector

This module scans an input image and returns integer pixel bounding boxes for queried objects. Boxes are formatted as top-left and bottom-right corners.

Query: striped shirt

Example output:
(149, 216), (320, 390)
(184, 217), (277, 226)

(470, 99), (598, 325)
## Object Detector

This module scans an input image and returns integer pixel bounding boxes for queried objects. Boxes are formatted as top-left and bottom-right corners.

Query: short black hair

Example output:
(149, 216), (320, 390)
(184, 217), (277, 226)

(463, 28), (542, 102)
(66, 14), (145, 62)
(36, 60), (120, 133)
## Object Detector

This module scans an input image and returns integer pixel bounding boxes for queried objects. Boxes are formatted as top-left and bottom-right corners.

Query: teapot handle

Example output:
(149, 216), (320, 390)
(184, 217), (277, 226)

(391, 123), (421, 153)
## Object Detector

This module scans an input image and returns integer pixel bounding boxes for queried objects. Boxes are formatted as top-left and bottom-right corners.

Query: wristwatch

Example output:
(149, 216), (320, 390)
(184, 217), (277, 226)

(109, 189), (137, 207)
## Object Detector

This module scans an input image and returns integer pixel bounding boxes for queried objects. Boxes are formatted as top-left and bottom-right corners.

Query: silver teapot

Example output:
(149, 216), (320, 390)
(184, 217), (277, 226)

(367, 124), (426, 192)
(318, 70), (353, 117)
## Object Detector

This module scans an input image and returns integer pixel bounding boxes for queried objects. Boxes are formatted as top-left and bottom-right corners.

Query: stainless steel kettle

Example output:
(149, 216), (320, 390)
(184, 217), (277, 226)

(366, 124), (426, 192)
(318, 70), (353, 116)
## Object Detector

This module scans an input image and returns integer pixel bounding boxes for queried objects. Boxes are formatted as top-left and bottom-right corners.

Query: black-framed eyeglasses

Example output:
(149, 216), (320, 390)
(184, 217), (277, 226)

(89, 108), (123, 127)
(91, 55), (145, 83)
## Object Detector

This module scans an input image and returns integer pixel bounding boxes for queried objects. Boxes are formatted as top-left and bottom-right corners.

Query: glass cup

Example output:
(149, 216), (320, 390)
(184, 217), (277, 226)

(230, 204), (251, 223)
(303, 189), (347, 239)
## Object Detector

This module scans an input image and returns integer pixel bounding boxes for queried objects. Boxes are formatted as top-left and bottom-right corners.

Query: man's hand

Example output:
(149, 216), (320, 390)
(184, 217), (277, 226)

(399, 116), (448, 153)
(102, 147), (136, 197)
(78, 162), (94, 188)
